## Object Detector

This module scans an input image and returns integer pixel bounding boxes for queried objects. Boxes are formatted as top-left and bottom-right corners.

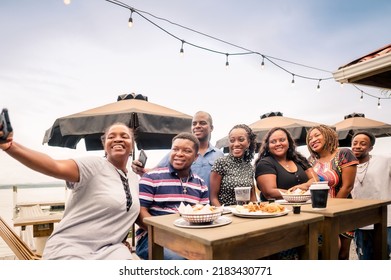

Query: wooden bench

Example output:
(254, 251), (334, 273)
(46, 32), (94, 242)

(13, 205), (63, 255)
(0, 216), (41, 260)
(16, 200), (65, 209)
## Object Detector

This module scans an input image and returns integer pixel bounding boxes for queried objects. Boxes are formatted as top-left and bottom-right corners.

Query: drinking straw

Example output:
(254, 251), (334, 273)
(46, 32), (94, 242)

(311, 172), (318, 182)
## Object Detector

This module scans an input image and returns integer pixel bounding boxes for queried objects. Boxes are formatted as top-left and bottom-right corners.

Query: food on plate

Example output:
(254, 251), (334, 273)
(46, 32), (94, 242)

(286, 188), (307, 194)
(178, 202), (222, 214)
(235, 202), (285, 213)
(192, 204), (220, 212)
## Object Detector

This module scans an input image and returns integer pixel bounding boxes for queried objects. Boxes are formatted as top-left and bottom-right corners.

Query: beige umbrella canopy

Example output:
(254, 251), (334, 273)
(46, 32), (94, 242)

(215, 112), (321, 152)
(43, 93), (192, 151)
(333, 112), (391, 146)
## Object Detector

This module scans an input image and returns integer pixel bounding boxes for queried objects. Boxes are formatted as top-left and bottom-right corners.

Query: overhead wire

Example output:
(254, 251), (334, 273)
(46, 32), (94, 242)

(103, 0), (390, 104)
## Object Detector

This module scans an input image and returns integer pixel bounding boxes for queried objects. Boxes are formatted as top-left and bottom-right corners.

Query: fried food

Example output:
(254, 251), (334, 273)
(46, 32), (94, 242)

(191, 204), (220, 213)
(236, 202), (285, 213)
(287, 188), (307, 194)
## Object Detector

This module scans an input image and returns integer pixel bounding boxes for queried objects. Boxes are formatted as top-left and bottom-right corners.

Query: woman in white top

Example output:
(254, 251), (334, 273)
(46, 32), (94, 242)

(0, 122), (140, 259)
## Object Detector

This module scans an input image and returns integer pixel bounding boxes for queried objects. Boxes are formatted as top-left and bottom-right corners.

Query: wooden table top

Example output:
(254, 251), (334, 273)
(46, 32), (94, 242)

(301, 198), (391, 217)
(144, 211), (324, 245)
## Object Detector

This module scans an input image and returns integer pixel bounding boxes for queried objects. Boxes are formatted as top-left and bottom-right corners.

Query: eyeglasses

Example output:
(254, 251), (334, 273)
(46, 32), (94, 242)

(117, 171), (132, 212)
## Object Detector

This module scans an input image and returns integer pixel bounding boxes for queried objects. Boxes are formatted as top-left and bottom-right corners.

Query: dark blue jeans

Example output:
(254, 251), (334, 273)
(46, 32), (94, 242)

(354, 227), (391, 260)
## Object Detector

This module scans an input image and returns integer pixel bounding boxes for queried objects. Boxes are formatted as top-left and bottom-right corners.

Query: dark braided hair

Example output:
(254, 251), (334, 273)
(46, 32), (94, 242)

(229, 124), (257, 162)
(254, 127), (310, 169)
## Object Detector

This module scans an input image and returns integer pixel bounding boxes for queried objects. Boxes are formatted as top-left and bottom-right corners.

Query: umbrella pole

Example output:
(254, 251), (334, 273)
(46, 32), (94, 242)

(131, 138), (136, 251)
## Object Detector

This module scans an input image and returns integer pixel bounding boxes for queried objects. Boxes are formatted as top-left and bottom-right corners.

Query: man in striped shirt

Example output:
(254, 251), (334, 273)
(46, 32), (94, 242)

(135, 132), (209, 260)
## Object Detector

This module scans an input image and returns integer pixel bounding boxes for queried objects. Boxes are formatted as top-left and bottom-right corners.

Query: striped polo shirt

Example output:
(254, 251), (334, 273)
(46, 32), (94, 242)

(136, 165), (209, 240)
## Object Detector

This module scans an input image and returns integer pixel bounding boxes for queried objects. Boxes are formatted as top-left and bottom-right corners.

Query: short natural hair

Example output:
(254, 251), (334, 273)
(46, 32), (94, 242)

(172, 132), (200, 154)
(306, 124), (338, 159)
(101, 122), (133, 144)
(193, 111), (213, 126)
(352, 131), (376, 147)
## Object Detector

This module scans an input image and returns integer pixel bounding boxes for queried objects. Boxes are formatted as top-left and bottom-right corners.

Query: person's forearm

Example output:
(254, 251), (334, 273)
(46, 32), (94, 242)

(298, 178), (315, 190)
(136, 209), (152, 231)
(210, 195), (221, 206)
(5, 141), (71, 180)
(336, 186), (352, 198)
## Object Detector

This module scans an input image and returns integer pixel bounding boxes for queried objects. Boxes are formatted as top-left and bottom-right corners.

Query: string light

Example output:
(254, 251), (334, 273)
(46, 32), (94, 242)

(64, 0), (71, 5)
(316, 79), (321, 92)
(179, 40), (184, 56)
(353, 85), (390, 107)
(225, 53), (229, 69)
(128, 9), (134, 28)
(103, 0), (391, 105)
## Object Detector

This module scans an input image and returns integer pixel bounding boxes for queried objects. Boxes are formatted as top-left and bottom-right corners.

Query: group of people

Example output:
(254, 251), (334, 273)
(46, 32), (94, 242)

(0, 111), (390, 260)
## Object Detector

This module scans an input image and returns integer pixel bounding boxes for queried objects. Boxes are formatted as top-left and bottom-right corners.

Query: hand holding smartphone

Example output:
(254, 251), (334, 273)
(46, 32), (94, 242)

(0, 108), (13, 143)
(138, 149), (147, 167)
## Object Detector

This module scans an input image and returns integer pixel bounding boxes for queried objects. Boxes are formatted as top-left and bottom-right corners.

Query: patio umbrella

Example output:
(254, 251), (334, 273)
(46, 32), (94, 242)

(333, 112), (391, 147)
(42, 93), (192, 151)
(215, 111), (321, 152)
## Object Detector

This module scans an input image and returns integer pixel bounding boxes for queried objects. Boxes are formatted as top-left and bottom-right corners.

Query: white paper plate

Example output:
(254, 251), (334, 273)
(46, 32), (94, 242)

(173, 216), (232, 228)
(231, 208), (290, 218)
(222, 207), (233, 214)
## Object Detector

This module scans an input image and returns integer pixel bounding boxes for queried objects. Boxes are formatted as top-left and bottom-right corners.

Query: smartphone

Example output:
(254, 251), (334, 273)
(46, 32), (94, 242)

(0, 108), (13, 143)
(138, 149), (147, 167)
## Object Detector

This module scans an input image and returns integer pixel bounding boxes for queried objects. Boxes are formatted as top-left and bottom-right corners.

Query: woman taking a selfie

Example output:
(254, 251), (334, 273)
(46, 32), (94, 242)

(0, 120), (140, 259)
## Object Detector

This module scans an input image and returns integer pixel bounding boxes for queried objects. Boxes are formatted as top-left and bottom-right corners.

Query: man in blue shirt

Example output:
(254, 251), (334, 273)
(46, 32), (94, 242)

(132, 111), (224, 188)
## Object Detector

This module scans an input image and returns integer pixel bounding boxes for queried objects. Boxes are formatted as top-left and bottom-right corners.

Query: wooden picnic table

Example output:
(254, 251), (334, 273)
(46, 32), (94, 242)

(144, 211), (323, 260)
(301, 198), (391, 260)
(13, 204), (63, 255)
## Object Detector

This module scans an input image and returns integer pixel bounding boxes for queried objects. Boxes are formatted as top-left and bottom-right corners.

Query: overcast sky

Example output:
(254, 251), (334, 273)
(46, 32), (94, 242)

(1, 0), (390, 185)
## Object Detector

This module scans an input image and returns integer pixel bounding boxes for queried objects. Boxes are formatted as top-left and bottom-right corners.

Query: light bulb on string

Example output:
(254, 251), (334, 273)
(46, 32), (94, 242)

(316, 79), (321, 92)
(377, 98), (381, 109)
(261, 56), (265, 70)
(340, 82), (344, 88)
(291, 74), (295, 87)
(179, 40), (184, 57)
(128, 9), (134, 28)
(360, 91), (363, 102)
(225, 54), (229, 69)
(64, 0), (71, 5)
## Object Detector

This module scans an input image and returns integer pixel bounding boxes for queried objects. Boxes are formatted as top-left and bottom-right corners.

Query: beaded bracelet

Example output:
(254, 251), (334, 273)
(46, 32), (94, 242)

(2, 141), (13, 152)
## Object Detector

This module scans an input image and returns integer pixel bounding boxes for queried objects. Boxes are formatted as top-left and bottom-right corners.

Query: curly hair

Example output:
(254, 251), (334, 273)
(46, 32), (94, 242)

(228, 124), (257, 162)
(254, 127), (310, 168)
(306, 124), (338, 159)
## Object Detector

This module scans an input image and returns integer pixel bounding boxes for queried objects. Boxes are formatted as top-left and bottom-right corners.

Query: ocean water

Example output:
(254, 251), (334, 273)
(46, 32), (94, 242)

(0, 183), (66, 258)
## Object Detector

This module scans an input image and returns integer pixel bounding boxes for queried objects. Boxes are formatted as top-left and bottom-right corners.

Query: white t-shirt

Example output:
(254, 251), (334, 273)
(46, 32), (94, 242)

(43, 156), (140, 259)
(352, 155), (391, 229)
